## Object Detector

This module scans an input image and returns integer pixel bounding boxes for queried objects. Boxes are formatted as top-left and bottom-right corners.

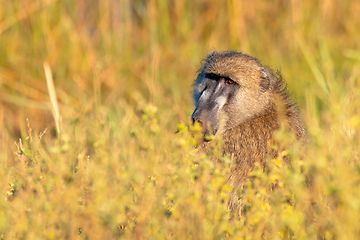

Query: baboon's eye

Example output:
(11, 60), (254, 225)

(205, 73), (219, 80)
(225, 78), (235, 85)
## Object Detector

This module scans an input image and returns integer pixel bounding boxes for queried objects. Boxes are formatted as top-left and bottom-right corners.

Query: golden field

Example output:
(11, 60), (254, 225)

(1, 0), (360, 239)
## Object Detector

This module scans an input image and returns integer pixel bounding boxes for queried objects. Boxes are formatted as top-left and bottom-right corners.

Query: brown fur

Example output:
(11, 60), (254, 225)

(193, 51), (306, 213)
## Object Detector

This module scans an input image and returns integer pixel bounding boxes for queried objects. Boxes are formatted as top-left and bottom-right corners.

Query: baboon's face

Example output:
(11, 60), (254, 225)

(192, 52), (272, 137)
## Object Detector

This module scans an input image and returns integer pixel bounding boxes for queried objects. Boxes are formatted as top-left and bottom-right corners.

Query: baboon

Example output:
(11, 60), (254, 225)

(191, 51), (306, 212)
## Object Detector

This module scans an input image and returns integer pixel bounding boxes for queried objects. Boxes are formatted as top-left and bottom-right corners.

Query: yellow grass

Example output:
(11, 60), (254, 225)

(44, 61), (61, 135)
(0, 0), (360, 239)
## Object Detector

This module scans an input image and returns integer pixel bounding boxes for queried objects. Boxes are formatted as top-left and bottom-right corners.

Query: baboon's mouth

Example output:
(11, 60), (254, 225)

(191, 120), (216, 143)
(200, 124), (218, 142)
(203, 132), (212, 142)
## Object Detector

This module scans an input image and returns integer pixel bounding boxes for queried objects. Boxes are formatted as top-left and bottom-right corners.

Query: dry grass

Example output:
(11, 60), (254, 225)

(1, 0), (360, 239)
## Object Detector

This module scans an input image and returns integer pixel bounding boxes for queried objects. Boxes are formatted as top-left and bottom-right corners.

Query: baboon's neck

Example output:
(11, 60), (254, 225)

(222, 106), (279, 164)
(221, 106), (279, 187)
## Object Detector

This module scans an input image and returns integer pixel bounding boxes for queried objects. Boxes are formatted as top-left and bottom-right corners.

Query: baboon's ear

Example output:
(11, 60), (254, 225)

(259, 67), (270, 92)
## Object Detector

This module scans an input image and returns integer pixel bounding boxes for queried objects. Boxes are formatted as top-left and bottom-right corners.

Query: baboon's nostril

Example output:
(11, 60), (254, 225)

(192, 117), (203, 126)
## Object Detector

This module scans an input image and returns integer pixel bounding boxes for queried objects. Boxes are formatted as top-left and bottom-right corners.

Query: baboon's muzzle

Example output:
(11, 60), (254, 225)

(192, 77), (236, 138)
(191, 100), (221, 137)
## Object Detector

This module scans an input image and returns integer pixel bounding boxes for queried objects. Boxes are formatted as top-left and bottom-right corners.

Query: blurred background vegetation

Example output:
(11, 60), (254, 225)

(1, 0), (360, 239)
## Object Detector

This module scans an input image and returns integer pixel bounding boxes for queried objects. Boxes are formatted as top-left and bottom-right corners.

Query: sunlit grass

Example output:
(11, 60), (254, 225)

(1, 0), (360, 239)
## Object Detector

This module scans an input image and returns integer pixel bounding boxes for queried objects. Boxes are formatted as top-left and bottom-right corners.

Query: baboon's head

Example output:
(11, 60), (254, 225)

(192, 51), (273, 137)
